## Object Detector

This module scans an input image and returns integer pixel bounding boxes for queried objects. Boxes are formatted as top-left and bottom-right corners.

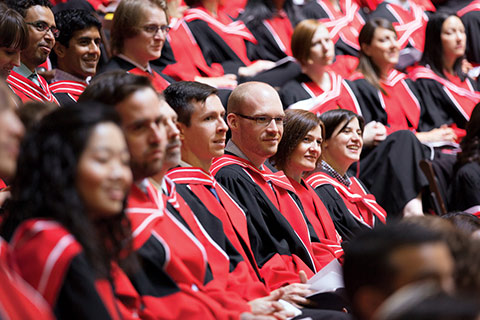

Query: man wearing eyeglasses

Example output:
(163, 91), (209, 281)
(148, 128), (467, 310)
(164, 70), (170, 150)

(212, 82), (339, 295)
(49, 9), (102, 106)
(5, 0), (59, 104)
(97, 0), (174, 92)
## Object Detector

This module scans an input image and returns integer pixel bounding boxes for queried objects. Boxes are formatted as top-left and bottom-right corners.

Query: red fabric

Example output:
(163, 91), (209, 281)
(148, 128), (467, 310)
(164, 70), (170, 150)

(329, 54), (359, 78)
(316, 0), (365, 51)
(49, 80), (87, 102)
(0, 238), (54, 320)
(7, 71), (59, 104)
(306, 173), (387, 227)
(183, 6), (256, 66)
(387, 2), (428, 52)
(164, 18), (225, 80)
(265, 12), (293, 57)
(128, 67), (170, 92)
(0, 179), (6, 189)
(458, 0), (480, 17)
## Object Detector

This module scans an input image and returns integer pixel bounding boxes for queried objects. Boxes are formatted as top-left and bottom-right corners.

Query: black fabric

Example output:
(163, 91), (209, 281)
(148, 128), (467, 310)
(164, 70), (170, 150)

(279, 73), (314, 108)
(461, 10), (480, 65)
(214, 156), (315, 271)
(54, 253), (113, 320)
(449, 161), (480, 211)
(53, 92), (76, 107)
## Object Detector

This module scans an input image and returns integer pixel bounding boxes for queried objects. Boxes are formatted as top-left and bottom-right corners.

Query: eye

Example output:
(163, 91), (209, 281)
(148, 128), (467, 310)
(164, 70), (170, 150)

(255, 116), (269, 124)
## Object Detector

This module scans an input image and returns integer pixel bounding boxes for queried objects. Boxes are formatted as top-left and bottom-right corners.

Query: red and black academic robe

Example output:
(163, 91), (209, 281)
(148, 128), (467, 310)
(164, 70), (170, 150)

(49, 80), (87, 106)
(305, 172), (386, 242)
(288, 178), (344, 260)
(0, 237), (54, 320)
(7, 71), (59, 104)
(279, 71), (359, 112)
(409, 65), (480, 131)
(98, 56), (173, 92)
(369, 1), (428, 53)
(166, 167), (269, 291)
(302, 0), (366, 57)
(347, 70), (422, 134)
(212, 154), (337, 288)
(448, 162), (480, 214)
(10, 219), (131, 319)
(458, 1), (480, 65)
(355, 0), (435, 11)
(127, 181), (249, 319)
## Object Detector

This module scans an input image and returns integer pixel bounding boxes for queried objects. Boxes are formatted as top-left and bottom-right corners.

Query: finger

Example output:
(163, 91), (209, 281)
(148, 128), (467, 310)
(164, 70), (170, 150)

(299, 270), (308, 283)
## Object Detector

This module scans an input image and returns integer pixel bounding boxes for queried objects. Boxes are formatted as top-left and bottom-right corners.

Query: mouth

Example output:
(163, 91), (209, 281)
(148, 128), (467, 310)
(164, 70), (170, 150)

(106, 187), (126, 201)
(347, 144), (361, 152)
(39, 44), (51, 54)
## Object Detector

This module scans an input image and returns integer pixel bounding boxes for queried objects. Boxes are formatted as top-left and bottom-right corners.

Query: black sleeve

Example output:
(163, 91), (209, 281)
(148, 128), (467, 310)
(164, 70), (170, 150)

(461, 11), (480, 65)
(54, 254), (113, 320)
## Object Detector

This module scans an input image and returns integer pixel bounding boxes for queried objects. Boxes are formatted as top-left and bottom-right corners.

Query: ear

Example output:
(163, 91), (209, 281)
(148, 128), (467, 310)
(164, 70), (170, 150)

(361, 43), (372, 57)
(53, 43), (67, 58)
(226, 113), (238, 130)
(177, 122), (186, 141)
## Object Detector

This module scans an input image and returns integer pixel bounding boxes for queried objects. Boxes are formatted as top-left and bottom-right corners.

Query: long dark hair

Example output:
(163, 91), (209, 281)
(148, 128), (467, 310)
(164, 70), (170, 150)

(2, 103), (133, 278)
(0, 2), (28, 51)
(271, 109), (324, 170)
(455, 103), (480, 171)
(357, 17), (397, 93)
(241, 0), (304, 29)
(420, 13), (466, 81)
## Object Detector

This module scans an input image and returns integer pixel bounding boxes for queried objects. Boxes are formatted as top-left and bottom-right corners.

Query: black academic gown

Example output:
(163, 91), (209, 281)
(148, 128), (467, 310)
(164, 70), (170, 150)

(449, 162), (480, 212)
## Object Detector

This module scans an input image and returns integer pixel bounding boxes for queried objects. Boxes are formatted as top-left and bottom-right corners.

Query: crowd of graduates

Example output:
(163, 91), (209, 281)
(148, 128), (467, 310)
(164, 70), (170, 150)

(2, 0), (480, 319)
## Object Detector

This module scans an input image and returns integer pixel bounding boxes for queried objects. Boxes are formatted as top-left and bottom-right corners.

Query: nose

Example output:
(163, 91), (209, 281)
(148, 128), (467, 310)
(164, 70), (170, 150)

(12, 51), (21, 67)
(218, 117), (228, 132)
(167, 119), (180, 139)
(89, 41), (101, 55)
(154, 29), (166, 41)
(149, 122), (166, 144)
(44, 28), (55, 42)
(309, 141), (321, 154)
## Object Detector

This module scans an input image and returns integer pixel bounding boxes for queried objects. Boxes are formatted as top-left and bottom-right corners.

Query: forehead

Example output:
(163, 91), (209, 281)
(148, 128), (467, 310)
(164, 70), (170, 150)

(311, 25), (329, 42)
(442, 16), (463, 30)
(71, 26), (101, 40)
(161, 100), (177, 118)
(243, 87), (284, 115)
(115, 87), (161, 124)
(86, 122), (126, 149)
(195, 94), (223, 113)
(308, 125), (323, 137)
(373, 27), (396, 39)
(141, 5), (167, 24)
(25, 5), (55, 24)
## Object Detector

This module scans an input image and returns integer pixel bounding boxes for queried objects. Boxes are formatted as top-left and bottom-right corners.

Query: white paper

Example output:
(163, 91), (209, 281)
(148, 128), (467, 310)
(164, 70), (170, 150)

(306, 259), (344, 295)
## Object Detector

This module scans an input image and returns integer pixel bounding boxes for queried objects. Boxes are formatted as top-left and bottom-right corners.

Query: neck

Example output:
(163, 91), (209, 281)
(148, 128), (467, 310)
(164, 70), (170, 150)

(203, 0), (218, 16)
(282, 166), (303, 183)
(22, 60), (37, 73)
(443, 57), (456, 75)
(121, 50), (149, 70)
(379, 64), (393, 80)
(305, 66), (330, 90)
(230, 138), (266, 169)
(181, 152), (212, 172)
(321, 155), (348, 176)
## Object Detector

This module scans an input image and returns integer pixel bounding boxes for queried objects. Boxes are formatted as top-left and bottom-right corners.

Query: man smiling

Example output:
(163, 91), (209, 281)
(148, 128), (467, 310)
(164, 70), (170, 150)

(6, 0), (58, 104)
(49, 9), (102, 105)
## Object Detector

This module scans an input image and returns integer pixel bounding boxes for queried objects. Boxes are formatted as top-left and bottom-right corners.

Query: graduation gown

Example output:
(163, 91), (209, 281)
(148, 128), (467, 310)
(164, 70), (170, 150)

(302, 0), (366, 57)
(305, 172), (386, 242)
(49, 80), (87, 106)
(369, 1), (428, 53)
(409, 66), (480, 131)
(448, 162), (480, 214)
(10, 219), (132, 320)
(98, 56), (173, 92)
(280, 71), (359, 112)
(127, 180), (249, 319)
(7, 71), (59, 104)
(212, 154), (339, 288)
(347, 70), (422, 134)
(458, 1), (480, 64)
(0, 237), (54, 320)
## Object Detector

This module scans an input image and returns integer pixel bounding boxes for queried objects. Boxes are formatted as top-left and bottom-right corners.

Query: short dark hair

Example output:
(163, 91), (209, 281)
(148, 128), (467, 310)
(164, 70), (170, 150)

(420, 13), (465, 80)
(271, 109), (324, 170)
(5, 0), (52, 18)
(79, 71), (156, 106)
(343, 223), (444, 314)
(319, 109), (365, 140)
(0, 3), (28, 50)
(54, 9), (101, 47)
(163, 81), (218, 127)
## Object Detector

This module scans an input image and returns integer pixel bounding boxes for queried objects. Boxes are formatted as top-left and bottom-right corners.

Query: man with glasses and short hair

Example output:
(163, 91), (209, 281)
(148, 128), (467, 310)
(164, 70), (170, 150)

(98, 0), (174, 92)
(212, 82), (339, 294)
(5, 0), (59, 104)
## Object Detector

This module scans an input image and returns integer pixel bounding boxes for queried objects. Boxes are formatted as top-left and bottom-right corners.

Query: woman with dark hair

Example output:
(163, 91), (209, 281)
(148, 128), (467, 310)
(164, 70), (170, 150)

(0, 2), (28, 79)
(410, 13), (480, 132)
(305, 109), (386, 241)
(270, 109), (343, 257)
(279, 19), (359, 110)
(1, 103), (147, 319)
(449, 103), (480, 214)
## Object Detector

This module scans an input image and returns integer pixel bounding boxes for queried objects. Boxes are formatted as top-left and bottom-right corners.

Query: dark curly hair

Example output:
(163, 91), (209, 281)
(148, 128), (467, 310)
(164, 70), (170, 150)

(4, 0), (52, 18)
(54, 9), (101, 48)
(2, 102), (134, 278)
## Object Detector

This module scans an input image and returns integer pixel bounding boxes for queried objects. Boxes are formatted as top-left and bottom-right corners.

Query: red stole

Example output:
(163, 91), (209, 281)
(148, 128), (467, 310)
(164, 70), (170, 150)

(317, 0), (365, 51)
(165, 18), (224, 80)
(49, 80), (87, 102)
(289, 71), (359, 115)
(306, 172), (387, 227)
(263, 11), (293, 57)
(183, 6), (256, 66)
(166, 167), (260, 281)
(211, 155), (317, 272)
(387, 2), (428, 52)
(128, 67), (170, 92)
(458, 0), (480, 17)
(409, 66), (480, 121)
(7, 71), (59, 104)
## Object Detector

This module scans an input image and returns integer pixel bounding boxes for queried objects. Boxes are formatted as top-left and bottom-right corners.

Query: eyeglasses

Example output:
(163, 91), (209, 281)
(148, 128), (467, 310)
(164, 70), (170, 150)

(141, 24), (171, 36)
(233, 113), (284, 126)
(26, 21), (60, 38)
